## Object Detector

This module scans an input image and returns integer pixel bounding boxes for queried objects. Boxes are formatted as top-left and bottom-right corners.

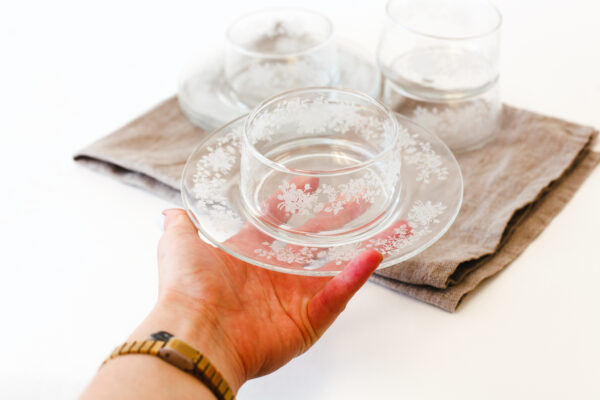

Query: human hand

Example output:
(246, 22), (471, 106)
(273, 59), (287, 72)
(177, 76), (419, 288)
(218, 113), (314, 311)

(148, 180), (383, 392)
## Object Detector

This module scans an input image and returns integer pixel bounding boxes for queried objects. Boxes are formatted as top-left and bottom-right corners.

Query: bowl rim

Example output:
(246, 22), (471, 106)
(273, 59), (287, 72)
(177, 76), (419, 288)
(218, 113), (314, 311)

(242, 86), (400, 177)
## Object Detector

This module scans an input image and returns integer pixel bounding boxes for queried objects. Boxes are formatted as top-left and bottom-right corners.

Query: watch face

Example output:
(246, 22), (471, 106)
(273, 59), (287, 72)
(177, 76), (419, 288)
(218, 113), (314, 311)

(150, 331), (174, 342)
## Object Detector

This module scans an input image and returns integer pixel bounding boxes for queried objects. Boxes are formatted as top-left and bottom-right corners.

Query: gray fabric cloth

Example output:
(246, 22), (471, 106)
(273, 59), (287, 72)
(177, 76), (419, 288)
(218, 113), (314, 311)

(371, 151), (600, 311)
(74, 97), (599, 311)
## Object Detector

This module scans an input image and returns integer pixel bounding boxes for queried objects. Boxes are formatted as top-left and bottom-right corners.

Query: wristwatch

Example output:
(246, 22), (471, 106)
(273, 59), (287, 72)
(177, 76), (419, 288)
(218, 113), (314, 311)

(102, 331), (235, 400)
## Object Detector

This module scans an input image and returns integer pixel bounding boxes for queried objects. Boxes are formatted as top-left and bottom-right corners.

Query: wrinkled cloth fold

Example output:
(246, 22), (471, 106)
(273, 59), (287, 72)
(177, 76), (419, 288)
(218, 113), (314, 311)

(74, 97), (598, 312)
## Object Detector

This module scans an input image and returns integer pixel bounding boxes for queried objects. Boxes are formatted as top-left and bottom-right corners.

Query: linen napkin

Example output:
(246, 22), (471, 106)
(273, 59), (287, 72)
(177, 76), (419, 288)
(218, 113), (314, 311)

(74, 97), (599, 311)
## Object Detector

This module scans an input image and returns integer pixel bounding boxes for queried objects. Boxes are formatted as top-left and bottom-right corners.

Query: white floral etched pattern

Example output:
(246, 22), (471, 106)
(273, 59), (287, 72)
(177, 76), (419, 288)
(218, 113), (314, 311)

(275, 171), (384, 217)
(410, 100), (499, 150)
(254, 241), (319, 265)
(276, 182), (321, 216)
(204, 147), (236, 174)
(324, 242), (364, 265)
(364, 222), (415, 257)
(397, 125), (449, 183)
(249, 197), (447, 267)
(231, 57), (330, 92)
(248, 96), (391, 147)
(192, 128), (244, 234)
(408, 200), (447, 226)
(190, 119), (455, 269)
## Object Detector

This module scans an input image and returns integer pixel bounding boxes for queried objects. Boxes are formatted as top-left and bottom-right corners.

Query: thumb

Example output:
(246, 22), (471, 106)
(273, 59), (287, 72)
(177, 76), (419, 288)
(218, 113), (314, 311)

(162, 208), (198, 237)
(157, 208), (202, 264)
(307, 249), (383, 337)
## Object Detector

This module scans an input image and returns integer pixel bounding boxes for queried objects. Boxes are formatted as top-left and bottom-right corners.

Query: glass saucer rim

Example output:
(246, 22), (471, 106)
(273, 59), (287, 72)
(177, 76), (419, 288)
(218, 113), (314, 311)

(181, 114), (463, 276)
(177, 40), (381, 132)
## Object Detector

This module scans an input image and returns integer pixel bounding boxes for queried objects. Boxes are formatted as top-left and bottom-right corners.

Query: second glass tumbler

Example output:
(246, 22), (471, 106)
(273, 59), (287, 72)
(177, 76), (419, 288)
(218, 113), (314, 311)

(377, 0), (502, 152)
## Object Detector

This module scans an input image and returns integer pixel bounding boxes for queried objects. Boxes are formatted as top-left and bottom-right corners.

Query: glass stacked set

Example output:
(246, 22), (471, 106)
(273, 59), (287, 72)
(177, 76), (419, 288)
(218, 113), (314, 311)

(378, 0), (502, 152)
(179, 1), (500, 275)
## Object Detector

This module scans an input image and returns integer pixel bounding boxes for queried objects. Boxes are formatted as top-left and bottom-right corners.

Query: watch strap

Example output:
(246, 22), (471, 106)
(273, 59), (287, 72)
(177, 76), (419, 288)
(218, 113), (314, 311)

(102, 333), (235, 400)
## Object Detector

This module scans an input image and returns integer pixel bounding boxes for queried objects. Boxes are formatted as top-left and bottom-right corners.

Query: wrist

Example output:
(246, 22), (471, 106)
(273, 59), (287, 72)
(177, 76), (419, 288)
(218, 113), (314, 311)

(128, 294), (246, 394)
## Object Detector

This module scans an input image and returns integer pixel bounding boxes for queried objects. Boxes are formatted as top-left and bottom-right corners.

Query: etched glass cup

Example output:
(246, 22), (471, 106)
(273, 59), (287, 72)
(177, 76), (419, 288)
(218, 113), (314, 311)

(240, 88), (401, 247)
(377, 0), (502, 152)
(225, 9), (339, 108)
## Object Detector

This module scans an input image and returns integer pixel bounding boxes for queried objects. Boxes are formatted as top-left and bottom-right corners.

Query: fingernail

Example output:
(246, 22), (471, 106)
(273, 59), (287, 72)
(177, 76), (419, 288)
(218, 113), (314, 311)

(156, 213), (166, 231)
(162, 208), (181, 217)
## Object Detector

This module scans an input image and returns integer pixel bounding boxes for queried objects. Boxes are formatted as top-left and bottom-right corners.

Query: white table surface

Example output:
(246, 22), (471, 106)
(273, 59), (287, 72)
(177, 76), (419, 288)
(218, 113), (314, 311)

(1, 0), (599, 398)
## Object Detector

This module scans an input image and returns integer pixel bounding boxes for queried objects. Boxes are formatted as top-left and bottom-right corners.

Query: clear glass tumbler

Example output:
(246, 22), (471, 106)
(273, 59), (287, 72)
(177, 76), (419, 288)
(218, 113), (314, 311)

(377, 0), (502, 152)
(240, 88), (402, 247)
(225, 9), (339, 108)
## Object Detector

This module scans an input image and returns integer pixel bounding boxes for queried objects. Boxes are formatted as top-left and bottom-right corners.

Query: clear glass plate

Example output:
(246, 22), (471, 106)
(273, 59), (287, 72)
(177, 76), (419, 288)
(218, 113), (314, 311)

(178, 43), (381, 131)
(181, 114), (463, 276)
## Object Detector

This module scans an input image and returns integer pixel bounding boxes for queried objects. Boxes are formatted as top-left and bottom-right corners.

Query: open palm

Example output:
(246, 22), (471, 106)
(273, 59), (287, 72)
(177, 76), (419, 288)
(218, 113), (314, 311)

(157, 178), (384, 386)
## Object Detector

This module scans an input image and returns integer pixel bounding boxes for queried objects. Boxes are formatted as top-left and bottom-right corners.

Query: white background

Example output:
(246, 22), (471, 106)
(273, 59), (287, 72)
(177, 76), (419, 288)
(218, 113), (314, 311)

(1, 0), (600, 398)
